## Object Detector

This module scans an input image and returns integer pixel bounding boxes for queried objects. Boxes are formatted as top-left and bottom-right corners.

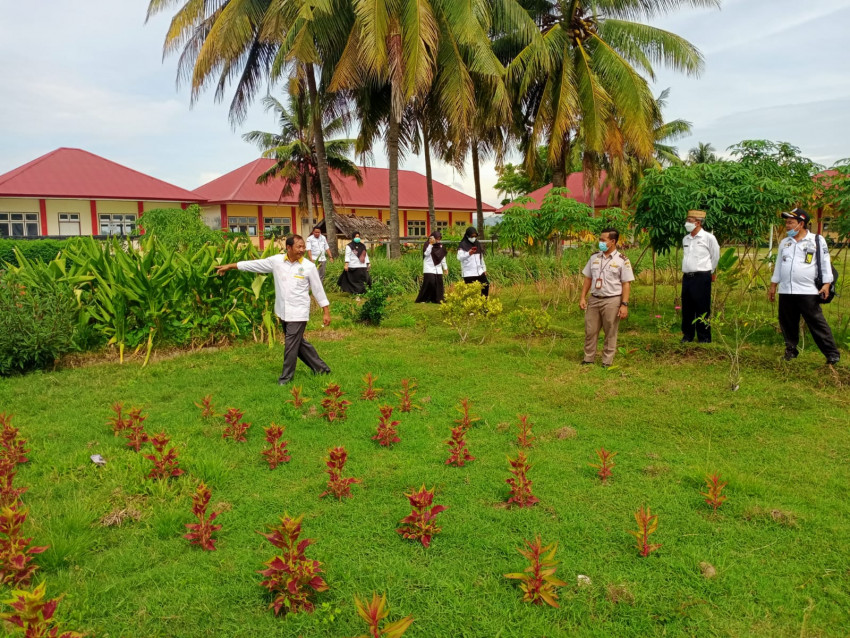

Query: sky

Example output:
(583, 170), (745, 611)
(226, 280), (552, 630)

(1, 0), (849, 208)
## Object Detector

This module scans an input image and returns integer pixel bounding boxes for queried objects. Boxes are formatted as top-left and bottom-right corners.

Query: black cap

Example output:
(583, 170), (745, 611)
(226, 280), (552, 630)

(781, 208), (810, 224)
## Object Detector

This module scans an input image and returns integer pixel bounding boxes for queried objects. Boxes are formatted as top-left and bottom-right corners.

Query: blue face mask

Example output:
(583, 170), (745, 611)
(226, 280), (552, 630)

(598, 241), (609, 252)
(786, 229), (798, 237)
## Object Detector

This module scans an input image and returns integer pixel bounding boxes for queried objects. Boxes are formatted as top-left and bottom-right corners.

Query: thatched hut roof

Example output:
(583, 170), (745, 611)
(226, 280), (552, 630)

(317, 214), (391, 240)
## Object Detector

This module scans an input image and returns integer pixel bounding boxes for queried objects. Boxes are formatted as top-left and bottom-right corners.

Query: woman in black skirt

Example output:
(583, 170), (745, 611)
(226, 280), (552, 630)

(337, 231), (371, 294)
(415, 230), (448, 303)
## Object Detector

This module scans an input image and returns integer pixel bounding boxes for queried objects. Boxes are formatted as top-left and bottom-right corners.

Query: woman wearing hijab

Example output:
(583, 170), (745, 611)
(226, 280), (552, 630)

(415, 230), (448, 303)
(337, 231), (371, 294)
(457, 227), (489, 296)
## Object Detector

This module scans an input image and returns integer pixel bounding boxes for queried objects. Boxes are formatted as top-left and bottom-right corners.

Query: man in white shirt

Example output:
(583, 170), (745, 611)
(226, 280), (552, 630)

(305, 227), (334, 281)
(681, 210), (720, 343)
(768, 208), (840, 364)
(216, 234), (332, 384)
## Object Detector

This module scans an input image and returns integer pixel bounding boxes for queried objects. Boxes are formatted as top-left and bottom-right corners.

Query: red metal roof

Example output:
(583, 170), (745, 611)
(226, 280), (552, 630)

(194, 159), (494, 211)
(495, 171), (617, 213)
(0, 148), (204, 202)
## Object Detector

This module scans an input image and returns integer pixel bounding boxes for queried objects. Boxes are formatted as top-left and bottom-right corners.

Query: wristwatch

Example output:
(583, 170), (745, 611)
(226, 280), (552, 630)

(620, 302), (629, 307)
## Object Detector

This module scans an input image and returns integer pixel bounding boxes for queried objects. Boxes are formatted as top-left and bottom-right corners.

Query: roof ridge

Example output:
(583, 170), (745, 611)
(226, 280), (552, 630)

(69, 148), (199, 197)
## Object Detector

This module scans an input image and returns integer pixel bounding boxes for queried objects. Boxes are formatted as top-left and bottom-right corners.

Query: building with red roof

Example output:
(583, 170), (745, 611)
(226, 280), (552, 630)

(0, 148), (203, 238)
(494, 171), (618, 214)
(194, 159), (493, 245)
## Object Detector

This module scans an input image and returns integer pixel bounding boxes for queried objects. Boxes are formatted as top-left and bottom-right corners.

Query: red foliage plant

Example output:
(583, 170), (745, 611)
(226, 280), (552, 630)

(261, 424), (291, 469)
(0, 505), (48, 587)
(286, 386), (310, 408)
(396, 485), (447, 548)
(143, 432), (185, 480)
(0, 459), (26, 509)
(701, 472), (728, 512)
(222, 408), (251, 442)
(629, 505), (661, 557)
(123, 407), (149, 452)
(257, 513), (328, 615)
(107, 402), (127, 436)
(515, 415), (535, 448)
(0, 413), (29, 466)
(319, 447), (361, 500)
(504, 536), (568, 608)
(590, 447), (617, 484)
(0, 582), (84, 638)
(506, 451), (539, 508)
(454, 398), (479, 431)
(395, 379), (420, 413)
(354, 592), (414, 638)
(361, 373), (382, 401)
(445, 426), (474, 467)
(184, 482), (221, 551)
(373, 406), (400, 447)
(194, 394), (217, 419)
(321, 384), (352, 422)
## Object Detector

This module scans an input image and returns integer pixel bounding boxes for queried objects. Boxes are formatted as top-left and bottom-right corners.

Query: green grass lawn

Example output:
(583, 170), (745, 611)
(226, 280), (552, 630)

(1, 283), (849, 637)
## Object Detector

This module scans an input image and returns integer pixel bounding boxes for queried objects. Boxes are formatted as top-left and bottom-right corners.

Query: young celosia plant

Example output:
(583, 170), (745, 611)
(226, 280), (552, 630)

(361, 373), (382, 401)
(0, 582), (84, 638)
(396, 485), (447, 548)
(123, 407), (149, 452)
(257, 513), (328, 615)
(504, 536), (568, 608)
(0, 505), (48, 587)
(184, 482), (222, 551)
(194, 394), (217, 419)
(143, 432), (185, 480)
(321, 384), (352, 422)
(286, 386), (310, 408)
(395, 379), (420, 413)
(261, 424), (291, 469)
(222, 407), (251, 442)
(354, 592), (414, 638)
(0, 459), (26, 509)
(454, 398), (480, 431)
(373, 406), (400, 448)
(701, 472), (728, 512)
(506, 451), (539, 508)
(107, 402), (127, 436)
(629, 505), (662, 557)
(590, 447), (617, 483)
(319, 447), (361, 500)
(445, 426), (474, 467)
(515, 414), (535, 448)
(0, 414), (29, 467)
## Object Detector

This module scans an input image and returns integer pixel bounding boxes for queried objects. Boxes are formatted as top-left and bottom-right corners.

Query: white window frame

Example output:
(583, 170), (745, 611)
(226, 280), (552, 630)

(435, 220), (449, 230)
(407, 219), (427, 237)
(0, 212), (39, 238)
(229, 216), (258, 236)
(58, 213), (81, 236)
(99, 213), (136, 236)
(263, 216), (291, 235)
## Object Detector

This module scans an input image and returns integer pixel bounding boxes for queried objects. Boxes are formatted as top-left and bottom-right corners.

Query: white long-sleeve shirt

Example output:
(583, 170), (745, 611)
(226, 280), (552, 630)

(682, 229), (720, 273)
(771, 232), (833, 295)
(237, 255), (329, 322)
(344, 244), (370, 269)
(457, 247), (486, 277)
(423, 245), (448, 275)
(305, 234), (330, 262)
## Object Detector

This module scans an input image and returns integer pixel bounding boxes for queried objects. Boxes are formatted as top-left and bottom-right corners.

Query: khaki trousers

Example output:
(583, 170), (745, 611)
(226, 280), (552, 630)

(584, 296), (622, 365)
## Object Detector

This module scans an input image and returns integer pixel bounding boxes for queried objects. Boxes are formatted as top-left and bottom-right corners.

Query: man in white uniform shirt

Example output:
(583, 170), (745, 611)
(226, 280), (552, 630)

(768, 208), (840, 364)
(216, 234), (332, 384)
(305, 227), (334, 281)
(681, 210), (720, 343)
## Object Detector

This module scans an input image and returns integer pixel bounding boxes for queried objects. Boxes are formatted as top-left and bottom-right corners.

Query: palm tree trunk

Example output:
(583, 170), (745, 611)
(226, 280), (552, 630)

(471, 140), (484, 236)
(305, 63), (338, 256)
(388, 111), (402, 258)
(551, 135), (570, 188)
(423, 123), (436, 232)
(305, 175), (315, 234)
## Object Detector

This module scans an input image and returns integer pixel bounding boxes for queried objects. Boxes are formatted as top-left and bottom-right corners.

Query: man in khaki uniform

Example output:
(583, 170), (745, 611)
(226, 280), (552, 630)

(579, 227), (634, 367)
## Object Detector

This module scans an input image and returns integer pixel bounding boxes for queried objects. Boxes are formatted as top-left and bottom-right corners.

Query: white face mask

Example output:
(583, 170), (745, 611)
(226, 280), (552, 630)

(469, 237), (477, 243)
(685, 222), (696, 233)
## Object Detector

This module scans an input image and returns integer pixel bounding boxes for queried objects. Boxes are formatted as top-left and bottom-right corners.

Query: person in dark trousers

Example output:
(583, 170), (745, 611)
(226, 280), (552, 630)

(457, 227), (489, 296)
(680, 209), (720, 343)
(216, 234), (332, 384)
(768, 208), (840, 365)
(415, 230), (448, 303)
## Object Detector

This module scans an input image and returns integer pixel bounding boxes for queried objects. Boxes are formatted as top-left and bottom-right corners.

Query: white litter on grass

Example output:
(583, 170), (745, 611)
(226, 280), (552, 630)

(577, 574), (592, 587)
(90, 454), (106, 467)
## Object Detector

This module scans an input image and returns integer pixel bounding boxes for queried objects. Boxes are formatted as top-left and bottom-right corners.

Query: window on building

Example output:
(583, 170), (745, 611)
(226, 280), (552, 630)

(263, 217), (291, 235)
(99, 214), (136, 236)
(0, 213), (39, 238)
(455, 221), (468, 228)
(229, 216), (258, 236)
(407, 220), (426, 237)
(435, 220), (449, 230)
(822, 217), (832, 234)
(58, 213), (81, 236)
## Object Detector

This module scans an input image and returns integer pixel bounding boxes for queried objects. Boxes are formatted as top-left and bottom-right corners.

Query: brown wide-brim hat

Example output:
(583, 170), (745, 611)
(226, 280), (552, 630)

(687, 209), (706, 220)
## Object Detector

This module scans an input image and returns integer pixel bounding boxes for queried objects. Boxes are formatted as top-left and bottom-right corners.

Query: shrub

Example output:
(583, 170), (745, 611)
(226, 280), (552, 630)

(320, 447), (360, 500)
(136, 204), (223, 252)
(222, 408), (251, 442)
(0, 505), (48, 587)
(629, 506), (661, 557)
(0, 581), (84, 637)
(321, 384), (351, 422)
(184, 482), (222, 551)
(143, 432), (185, 480)
(506, 451), (539, 508)
(504, 536), (568, 608)
(504, 307), (551, 354)
(344, 278), (403, 325)
(0, 238), (72, 266)
(373, 406), (401, 448)
(353, 592), (414, 638)
(396, 485), (447, 548)
(440, 282), (502, 342)
(261, 424), (291, 469)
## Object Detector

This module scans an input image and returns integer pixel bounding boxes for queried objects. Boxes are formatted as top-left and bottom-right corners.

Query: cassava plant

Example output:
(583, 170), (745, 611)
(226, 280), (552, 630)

(360, 373), (382, 401)
(321, 384), (352, 422)
(354, 592), (414, 638)
(629, 505), (662, 557)
(0, 582), (84, 638)
(286, 386), (310, 408)
(183, 482), (222, 551)
(506, 451), (539, 508)
(194, 394), (217, 419)
(261, 424), (291, 469)
(257, 513), (328, 615)
(445, 426), (474, 467)
(222, 407), (251, 442)
(0, 505), (48, 587)
(590, 448), (617, 484)
(107, 402), (127, 436)
(701, 472), (728, 512)
(515, 415), (535, 448)
(395, 379), (420, 413)
(143, 432), (185, 480)
(504, 536), (568, 608)
(454, 398), (479, 431)
(396, 485), (447, 548)
(319, 447), (360, 500)
(373, 406), (400, 448)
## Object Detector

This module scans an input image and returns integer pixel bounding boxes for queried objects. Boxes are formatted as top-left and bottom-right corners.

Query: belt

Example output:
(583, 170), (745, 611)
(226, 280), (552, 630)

(683, 271), (711, 277)
(591, 295), (620, 299)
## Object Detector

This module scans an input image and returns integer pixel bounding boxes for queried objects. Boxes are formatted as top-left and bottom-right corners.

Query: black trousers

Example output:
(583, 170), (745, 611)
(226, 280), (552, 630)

(415, 273), (445, 303)
(463, 274), (489, 297)
(280, 321), (330, 383)
(777, 294), (840, 360)
(681, 271), (712, 342)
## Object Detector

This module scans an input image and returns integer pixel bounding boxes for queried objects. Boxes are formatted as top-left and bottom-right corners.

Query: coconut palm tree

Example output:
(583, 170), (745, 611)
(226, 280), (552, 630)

(688, 141), (718, 164)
